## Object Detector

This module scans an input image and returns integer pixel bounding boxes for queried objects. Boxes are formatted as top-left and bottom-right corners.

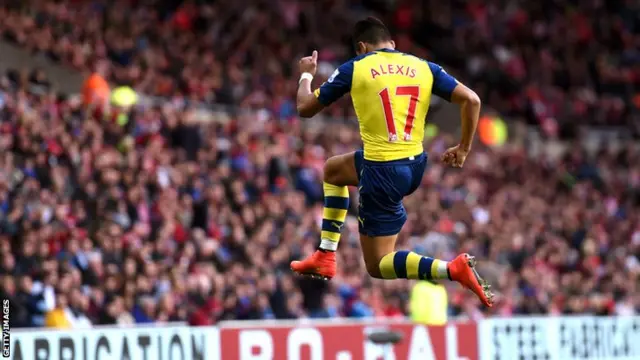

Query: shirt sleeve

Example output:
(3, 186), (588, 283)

(313, 60), (354, 106)
(428, 62), (458, 102)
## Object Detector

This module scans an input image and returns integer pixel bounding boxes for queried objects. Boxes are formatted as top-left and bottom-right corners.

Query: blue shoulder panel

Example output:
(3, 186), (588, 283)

(315, 52), (376, 106)
(427, 62), (458, 102)
(316, 60), (354, 106)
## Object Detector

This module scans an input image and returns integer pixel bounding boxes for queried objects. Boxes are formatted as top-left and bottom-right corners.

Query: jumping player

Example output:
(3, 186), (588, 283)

(290, 17), (493, 307)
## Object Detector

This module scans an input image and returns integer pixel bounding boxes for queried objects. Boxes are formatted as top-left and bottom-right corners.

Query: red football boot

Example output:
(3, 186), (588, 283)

(290, 250), (336, 280)
(448, 253), (494, 307)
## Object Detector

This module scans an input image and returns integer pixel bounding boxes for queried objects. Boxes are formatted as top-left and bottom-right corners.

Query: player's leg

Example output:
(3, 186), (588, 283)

(290, 151), (362, 280)
(317, 151), (360, 251)
(357, 154), (494, 306)
(357, 202), (451, 282)
(356, 155), (452, 280)
(323, 151), (360, 187)
(360, 233), (448, 279)
(359, 232), (493, 307)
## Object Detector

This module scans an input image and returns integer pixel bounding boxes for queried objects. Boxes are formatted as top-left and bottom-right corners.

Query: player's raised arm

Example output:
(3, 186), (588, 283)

(428, 62), (481, 167)
(296, 50), (323, 118)
(296, 51), (353, 118)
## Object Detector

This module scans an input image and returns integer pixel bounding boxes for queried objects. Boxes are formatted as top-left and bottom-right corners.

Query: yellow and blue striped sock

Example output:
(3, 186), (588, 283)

(379, 251), (450, 280)
(319, 182), (349, 251)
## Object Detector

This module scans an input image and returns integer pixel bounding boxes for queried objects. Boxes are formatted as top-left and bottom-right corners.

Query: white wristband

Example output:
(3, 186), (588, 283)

(299, 72), (314, 84)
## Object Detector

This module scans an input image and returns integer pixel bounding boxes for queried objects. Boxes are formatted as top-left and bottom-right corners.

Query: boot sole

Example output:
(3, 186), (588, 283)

(292, 270), (332, 281)
(465, 254), (495, 306)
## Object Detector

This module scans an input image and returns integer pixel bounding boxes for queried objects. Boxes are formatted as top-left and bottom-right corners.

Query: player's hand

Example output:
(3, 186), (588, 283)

(441, 145), (469, 168)
(299, 50), (318, 76)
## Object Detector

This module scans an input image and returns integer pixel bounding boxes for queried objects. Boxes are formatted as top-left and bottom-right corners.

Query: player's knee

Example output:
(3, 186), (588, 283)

(366, 266), (384, 279)
(364, 258), (384, 279)
(323, 157), (342, 184)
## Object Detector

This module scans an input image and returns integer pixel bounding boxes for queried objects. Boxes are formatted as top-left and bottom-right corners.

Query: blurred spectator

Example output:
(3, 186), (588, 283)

(68, 287), (93, 328)
(82, 61), (110, 108)
(132, 296), (157, 324)
(44, 291), (72, 329)
(0, 276), (30, 327)
(410, 281), (448, 325)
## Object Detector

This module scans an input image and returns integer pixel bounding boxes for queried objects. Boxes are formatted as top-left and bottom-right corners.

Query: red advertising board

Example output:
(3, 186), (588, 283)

(220, 320), (478, 360)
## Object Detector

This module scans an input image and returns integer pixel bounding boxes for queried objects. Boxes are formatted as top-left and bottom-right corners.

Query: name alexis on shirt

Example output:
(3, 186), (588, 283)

(371, 64), (416, 79)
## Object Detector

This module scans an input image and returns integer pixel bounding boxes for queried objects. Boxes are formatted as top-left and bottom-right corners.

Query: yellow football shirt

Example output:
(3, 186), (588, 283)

(314, 49), (458, 161)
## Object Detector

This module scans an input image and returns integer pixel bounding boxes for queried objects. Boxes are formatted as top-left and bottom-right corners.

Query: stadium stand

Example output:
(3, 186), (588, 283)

(2, 0), (638, 135)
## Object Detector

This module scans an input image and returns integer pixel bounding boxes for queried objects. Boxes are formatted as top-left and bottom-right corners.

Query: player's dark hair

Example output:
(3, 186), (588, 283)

(352, 17), (392, 48)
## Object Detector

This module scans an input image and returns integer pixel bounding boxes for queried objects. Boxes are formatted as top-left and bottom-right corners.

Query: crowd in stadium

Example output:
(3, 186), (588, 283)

(0, 0), (639, 328)
(2, 0), (639, 133)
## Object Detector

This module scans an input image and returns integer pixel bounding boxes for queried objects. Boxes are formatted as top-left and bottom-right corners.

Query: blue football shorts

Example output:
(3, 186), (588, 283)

(354, 150), (428, 237)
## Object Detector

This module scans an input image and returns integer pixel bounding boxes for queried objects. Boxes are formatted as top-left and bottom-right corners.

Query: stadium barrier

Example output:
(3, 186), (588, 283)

(7, 316), (640, 360)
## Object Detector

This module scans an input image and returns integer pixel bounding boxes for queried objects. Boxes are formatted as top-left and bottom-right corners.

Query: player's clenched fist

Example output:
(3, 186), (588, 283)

(441, 145), (469, 168)
(299, 50), (318, 76)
